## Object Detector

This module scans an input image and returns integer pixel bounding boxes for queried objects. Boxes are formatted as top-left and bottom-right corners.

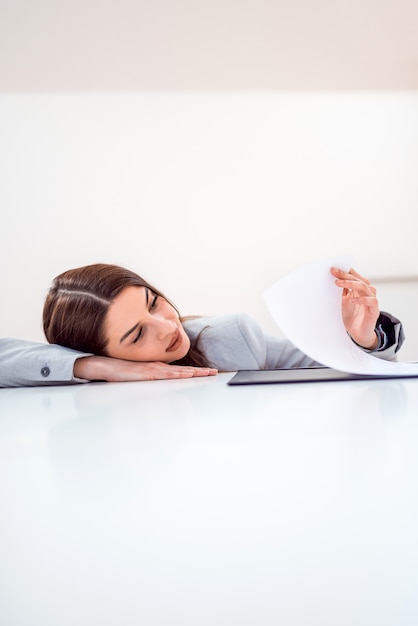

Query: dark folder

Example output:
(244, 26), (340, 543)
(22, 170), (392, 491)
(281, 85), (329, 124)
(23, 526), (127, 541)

(227, 366), (418, 386)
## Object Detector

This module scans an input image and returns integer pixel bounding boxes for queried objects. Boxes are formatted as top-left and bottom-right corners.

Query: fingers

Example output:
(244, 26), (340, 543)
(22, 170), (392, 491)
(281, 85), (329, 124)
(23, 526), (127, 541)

(331, 267), (370, 283)
(331, 267), (376, 296)
(146, 363), (218, 380)
(331, 267), (381, 347)
(98, 358), (218, 382)
(181, 367), (218, 378)
(347, 268), (371, 284)
(342, 295), (380, 311)
(337, 279), (376, 296)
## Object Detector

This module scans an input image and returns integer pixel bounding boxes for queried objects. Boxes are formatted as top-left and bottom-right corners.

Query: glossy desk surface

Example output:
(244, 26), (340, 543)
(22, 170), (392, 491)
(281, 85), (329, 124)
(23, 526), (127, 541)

(1, 373), (418, 625)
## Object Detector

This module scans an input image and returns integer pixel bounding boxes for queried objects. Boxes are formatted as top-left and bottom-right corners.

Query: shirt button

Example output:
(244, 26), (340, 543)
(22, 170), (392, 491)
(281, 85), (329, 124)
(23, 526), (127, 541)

(41, 366), (51, 378)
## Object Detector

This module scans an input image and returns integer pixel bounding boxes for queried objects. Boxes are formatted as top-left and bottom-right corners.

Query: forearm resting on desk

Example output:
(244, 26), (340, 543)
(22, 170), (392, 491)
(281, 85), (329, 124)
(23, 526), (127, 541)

(74, 356), (218, 382)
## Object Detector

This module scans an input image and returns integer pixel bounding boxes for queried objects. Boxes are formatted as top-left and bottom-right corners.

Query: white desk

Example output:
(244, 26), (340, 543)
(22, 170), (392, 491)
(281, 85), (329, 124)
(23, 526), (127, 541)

(1, 373), (418, 625)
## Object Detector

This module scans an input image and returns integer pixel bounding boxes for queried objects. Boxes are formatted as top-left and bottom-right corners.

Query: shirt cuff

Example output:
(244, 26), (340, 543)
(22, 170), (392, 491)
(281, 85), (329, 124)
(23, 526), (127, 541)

(349, 324), (388, 353)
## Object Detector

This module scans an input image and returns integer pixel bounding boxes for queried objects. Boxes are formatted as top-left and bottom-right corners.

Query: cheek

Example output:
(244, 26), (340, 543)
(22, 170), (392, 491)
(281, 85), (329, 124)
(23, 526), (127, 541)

(180, 330), (191, 355)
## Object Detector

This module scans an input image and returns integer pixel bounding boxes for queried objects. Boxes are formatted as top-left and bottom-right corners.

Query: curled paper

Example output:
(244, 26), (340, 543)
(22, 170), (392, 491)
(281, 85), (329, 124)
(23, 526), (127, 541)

(263, 256), (418, 375)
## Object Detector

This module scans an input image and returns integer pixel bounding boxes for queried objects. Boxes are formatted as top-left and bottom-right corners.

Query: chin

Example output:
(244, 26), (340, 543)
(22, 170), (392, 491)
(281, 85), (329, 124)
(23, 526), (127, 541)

(177, 343), (191, 361)
(169, 339), (190, 363)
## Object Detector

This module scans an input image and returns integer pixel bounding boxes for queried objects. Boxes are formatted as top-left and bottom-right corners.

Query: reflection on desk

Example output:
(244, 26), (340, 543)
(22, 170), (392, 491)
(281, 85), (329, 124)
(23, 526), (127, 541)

(1, 373), (418, 626)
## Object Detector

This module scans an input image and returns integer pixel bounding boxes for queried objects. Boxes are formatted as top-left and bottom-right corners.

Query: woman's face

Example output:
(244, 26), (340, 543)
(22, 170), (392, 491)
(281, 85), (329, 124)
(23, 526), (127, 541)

(104, 286), (190, 362)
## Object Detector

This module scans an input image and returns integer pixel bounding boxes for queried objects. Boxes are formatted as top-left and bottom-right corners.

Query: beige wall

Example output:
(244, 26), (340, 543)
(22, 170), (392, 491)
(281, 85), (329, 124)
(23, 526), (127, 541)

(1, 0), (418, 91)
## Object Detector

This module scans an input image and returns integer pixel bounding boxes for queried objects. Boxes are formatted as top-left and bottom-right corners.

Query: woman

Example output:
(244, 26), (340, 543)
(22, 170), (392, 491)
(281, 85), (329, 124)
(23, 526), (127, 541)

(43, 263), (404, 372)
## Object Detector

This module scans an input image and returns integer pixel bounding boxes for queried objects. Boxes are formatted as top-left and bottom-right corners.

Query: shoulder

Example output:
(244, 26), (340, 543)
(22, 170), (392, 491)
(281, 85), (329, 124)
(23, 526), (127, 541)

(182, 312), (262, 339)
(182, 313), (267, 370)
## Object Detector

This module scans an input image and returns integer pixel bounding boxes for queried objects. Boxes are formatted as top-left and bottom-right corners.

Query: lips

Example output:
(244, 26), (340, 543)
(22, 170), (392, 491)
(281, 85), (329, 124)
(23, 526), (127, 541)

(166, 328), (183, 352)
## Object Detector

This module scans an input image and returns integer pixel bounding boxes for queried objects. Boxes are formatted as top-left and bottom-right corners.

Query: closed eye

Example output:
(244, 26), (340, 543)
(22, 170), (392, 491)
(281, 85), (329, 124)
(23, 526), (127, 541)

(132, 326), (143, 343)
(132, 294), (157, 343)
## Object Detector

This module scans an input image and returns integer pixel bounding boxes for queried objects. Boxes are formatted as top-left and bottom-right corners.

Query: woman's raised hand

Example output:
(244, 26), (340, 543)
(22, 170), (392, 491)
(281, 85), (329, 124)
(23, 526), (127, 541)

(331, 267), (380, 349)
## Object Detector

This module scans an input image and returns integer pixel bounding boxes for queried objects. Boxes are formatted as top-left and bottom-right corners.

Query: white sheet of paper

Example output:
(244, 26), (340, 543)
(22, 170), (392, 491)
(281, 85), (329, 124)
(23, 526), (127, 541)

(263, 256), (418, 375)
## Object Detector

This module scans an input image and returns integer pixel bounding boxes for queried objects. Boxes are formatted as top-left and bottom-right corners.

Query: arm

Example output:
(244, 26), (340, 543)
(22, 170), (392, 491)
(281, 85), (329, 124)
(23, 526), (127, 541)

(263, 310), (404, 369)
(73, 356), (217, 382)
(0, 338), (217, 388)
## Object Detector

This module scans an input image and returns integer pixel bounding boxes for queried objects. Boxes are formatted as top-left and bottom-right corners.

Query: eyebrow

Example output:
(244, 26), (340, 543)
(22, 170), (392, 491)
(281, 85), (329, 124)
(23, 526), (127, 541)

(119, 288), (149, 344)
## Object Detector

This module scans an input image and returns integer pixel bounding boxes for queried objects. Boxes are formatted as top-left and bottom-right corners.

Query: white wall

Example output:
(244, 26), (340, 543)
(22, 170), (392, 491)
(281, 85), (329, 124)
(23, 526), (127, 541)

(1, 92), (418, 360)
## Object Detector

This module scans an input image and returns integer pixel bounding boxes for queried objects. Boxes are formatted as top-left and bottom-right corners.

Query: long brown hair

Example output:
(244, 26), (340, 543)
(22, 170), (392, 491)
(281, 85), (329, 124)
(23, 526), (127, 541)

(43, 263), (210, 367)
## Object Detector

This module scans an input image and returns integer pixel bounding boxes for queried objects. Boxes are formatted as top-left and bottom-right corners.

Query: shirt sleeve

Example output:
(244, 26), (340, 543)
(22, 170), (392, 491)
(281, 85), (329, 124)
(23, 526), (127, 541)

(266, 310), (405, 367)
(0, 338), (92, 388)
(350, 311), (405, 360)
